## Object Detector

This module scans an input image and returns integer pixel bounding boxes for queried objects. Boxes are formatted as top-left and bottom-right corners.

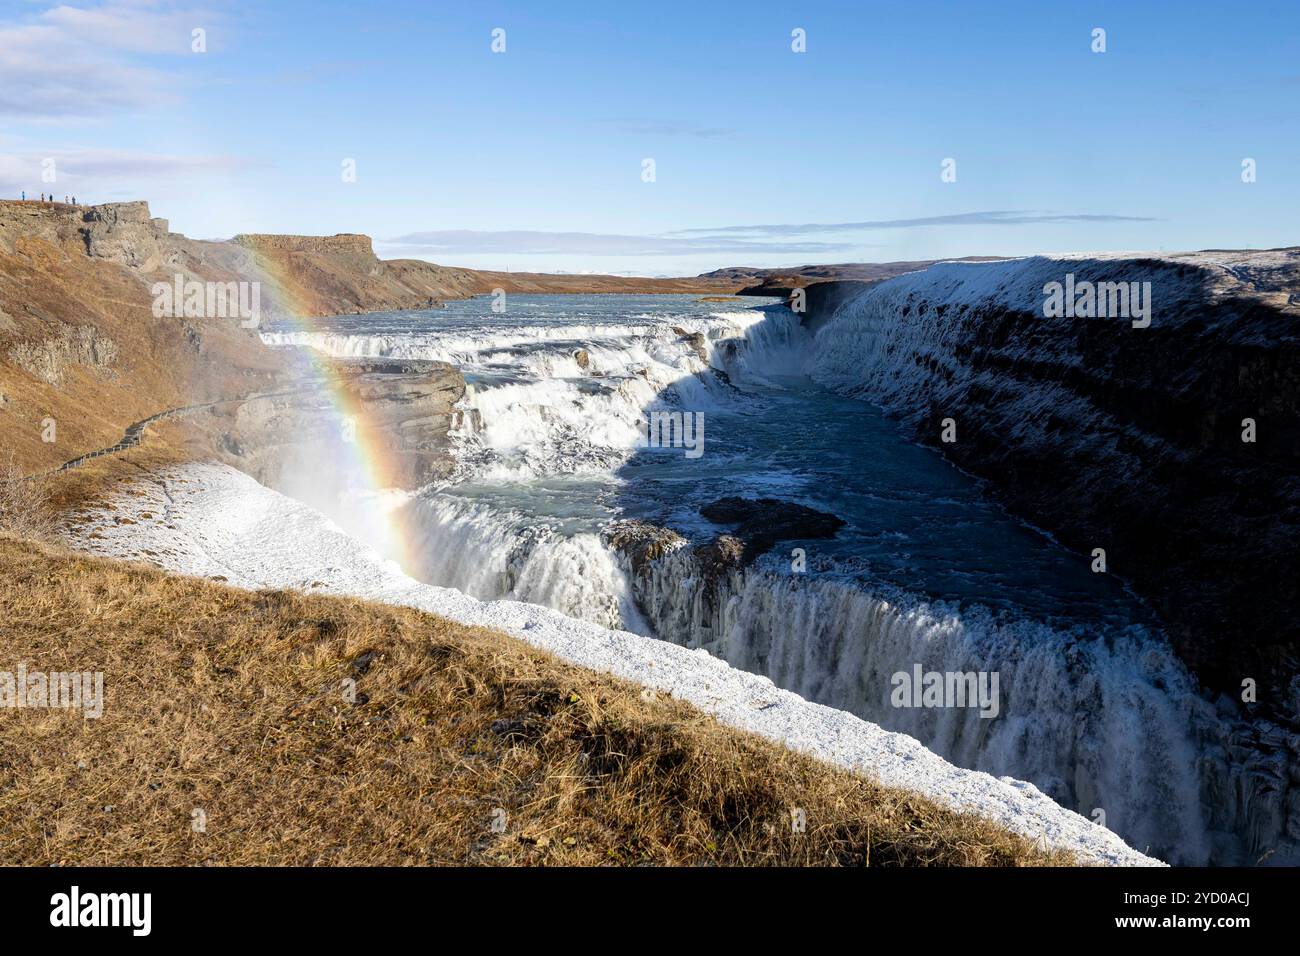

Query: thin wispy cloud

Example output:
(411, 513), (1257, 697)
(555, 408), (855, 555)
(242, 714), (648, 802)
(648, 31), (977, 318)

(262, 58), (379, 88)
(0, 1), (212, 120)
(380, 229), (854, 258)
(0, 147), (252, 193)
(382, 210), (1159, 259)
(669, 211), (1162, 236)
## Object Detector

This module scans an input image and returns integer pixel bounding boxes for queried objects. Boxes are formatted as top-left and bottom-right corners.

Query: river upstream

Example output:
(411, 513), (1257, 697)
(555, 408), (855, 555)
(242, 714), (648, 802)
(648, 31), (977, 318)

(261, 293), (1253, 865)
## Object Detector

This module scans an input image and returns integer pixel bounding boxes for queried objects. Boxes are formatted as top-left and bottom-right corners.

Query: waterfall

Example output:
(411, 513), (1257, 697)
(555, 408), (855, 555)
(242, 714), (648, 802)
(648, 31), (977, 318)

(262, 297), (1297, 866)
(395, 493), (646, 633)
(618, 542), (1226, 862)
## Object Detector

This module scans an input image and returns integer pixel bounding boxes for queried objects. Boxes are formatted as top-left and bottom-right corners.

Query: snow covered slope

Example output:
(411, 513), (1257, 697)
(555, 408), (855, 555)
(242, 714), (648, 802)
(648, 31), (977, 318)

(64, 460), (1159, 866)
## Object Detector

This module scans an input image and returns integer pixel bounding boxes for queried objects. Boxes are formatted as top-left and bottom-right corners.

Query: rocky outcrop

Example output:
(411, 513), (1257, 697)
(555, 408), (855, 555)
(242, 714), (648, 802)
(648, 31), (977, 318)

(603, 520), (686, 572)
(335, 358), (464, 489)
(219, 358), (464, 493)
(0, 201), (479, 482)
(7, 322), (118, 385)
(608, 498), (846, 631)
(670, 326), (709, 363)
(700, 496), (846, 562)
(228, 233), (476, 318)
(690, 534), (746, 593)
(605, 519), (739, 638)
(82, 201), (169, 271)
(0, 200), (282, 473)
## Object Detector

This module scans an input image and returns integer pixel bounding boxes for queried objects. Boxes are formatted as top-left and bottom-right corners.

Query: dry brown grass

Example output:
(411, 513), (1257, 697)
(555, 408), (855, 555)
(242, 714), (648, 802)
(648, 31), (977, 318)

(0, 452), (57, 540)
(0, 534), (1075, 867)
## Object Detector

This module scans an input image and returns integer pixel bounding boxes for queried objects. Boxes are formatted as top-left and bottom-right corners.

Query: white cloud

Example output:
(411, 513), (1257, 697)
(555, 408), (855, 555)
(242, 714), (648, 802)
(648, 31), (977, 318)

(670, 211), (1161, 236)
(41, 0), (208, 53)
(380, 229), (854, 258)
(0, 147), (250, 194)
(0, 1), (212, 119)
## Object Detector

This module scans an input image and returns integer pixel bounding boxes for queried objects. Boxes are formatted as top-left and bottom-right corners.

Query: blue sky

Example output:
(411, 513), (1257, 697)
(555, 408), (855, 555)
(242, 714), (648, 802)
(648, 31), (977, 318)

(1, 0), (1297, 274)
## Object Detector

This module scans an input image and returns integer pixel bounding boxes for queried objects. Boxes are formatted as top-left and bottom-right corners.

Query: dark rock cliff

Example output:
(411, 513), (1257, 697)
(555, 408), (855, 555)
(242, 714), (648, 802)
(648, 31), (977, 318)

(802, 252), (1300, 722)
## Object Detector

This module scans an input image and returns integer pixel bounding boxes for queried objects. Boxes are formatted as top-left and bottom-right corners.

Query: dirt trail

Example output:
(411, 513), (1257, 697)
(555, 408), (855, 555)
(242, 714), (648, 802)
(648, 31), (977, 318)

(44, 387), (313, 476)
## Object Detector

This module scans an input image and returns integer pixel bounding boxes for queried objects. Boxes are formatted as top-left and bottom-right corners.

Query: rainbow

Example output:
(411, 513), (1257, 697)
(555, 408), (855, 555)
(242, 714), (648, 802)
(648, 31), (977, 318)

(243, 245), (418, 574)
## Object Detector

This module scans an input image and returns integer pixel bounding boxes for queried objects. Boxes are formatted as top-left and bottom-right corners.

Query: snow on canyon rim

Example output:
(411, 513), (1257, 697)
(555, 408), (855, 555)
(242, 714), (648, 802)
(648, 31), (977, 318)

(65, 460), (1158, 867)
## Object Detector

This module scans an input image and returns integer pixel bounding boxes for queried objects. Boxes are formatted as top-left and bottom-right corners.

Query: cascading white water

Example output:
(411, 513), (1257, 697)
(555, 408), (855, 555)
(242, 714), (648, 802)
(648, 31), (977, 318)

(396, 493), (646, 633)
(264, 308), (787, 480)
(262, 295), (1287, 865)
(261, 303), (785, 620)
(622, 545), (1219, 862)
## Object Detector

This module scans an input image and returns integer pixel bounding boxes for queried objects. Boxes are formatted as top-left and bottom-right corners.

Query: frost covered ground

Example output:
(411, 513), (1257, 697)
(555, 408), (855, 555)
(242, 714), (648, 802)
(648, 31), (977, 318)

(64, 460), (1160, 866)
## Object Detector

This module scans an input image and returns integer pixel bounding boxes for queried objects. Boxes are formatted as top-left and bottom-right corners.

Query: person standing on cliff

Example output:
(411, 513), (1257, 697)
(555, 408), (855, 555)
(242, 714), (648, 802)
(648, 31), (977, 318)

(20, 191), (24, 201)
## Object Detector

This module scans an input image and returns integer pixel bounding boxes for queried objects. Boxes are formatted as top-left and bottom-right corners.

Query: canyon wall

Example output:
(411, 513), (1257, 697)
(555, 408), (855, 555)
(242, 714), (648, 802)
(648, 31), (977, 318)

(231, 232), (734, 318)
(801, 252), (1300, 726)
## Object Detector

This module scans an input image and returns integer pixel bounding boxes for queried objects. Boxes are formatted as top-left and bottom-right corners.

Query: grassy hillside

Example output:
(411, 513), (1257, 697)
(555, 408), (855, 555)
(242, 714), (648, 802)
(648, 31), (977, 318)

(0, 533), (1070, 867)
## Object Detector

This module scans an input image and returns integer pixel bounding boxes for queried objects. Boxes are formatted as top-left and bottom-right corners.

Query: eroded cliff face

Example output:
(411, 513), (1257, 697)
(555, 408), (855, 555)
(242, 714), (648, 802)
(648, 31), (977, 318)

(0, 200), (281, 474)
(217, 357), (464, 495)
(804, 253), (1300, 718)
(82, 201), (173, 270)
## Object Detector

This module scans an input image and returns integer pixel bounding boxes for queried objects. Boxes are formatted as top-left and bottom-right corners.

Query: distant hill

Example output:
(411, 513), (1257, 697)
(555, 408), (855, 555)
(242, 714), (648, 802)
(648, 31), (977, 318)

(700, 257), (1010, 297)
(232, 232), (736, 316)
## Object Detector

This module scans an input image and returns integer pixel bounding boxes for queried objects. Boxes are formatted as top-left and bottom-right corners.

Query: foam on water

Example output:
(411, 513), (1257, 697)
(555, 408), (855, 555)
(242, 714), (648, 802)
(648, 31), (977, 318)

(399, 491), (646, 633)
(265, 301), (760, 479)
